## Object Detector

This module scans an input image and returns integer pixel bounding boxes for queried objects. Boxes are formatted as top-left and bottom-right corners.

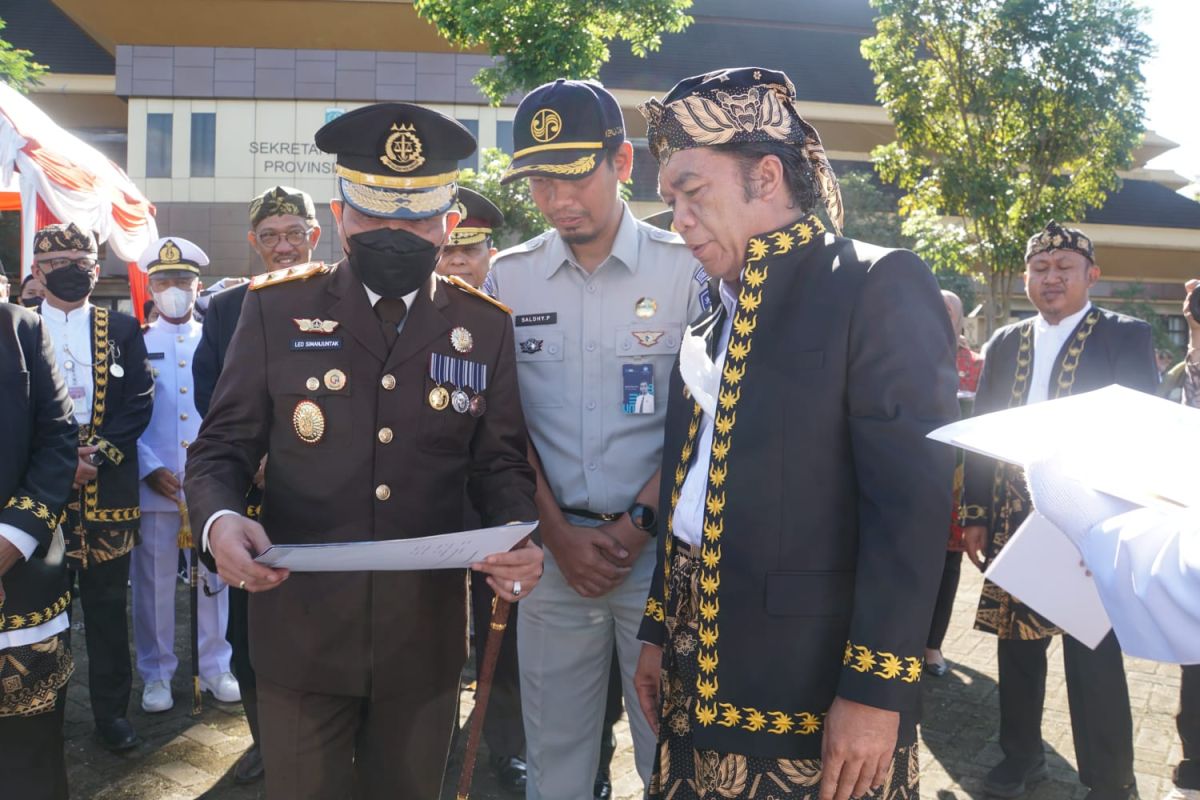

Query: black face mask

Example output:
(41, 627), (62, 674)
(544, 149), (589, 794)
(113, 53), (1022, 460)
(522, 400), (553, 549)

(42, 264), (97, 303)
(21, 297), (43, 309)
(346, 227), (439, 299)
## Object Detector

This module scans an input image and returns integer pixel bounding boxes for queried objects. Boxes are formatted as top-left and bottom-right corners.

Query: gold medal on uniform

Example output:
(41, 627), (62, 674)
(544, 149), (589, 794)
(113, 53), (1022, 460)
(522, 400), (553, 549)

(292, 399), (326, 444)
(449, 326), (474, 354)
(428, 352), (454, 411)
(634, 297), (657, 319)
(323, 368), (347, 391)
(428, 386), (450, 411)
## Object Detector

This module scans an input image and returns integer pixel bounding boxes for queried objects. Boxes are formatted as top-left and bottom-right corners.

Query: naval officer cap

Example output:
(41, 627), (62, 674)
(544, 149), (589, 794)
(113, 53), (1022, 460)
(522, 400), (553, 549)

(448, 188), (504, 247)
(314, 103), (476, 220)
(137, 237), (209, 278)
(500, 79), (626, 185)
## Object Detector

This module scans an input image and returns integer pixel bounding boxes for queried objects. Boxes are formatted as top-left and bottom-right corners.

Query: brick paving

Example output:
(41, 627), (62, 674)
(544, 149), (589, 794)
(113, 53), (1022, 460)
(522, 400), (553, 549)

(61, 564), (1183, 799)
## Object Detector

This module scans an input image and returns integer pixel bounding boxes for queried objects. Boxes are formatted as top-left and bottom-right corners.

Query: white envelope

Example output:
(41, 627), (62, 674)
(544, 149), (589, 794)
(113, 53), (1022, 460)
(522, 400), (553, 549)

(984, 512), (1112, 648)
(254, 521), (537, 572)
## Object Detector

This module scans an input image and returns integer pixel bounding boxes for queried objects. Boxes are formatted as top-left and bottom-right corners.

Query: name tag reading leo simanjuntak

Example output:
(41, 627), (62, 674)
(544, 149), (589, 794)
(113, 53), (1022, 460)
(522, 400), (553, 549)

(253, 521), (538, 572)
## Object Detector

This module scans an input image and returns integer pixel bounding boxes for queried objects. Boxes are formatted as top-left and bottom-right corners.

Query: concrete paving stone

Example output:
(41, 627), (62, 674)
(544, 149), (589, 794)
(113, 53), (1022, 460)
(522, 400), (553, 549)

(152, 759), (211, 787)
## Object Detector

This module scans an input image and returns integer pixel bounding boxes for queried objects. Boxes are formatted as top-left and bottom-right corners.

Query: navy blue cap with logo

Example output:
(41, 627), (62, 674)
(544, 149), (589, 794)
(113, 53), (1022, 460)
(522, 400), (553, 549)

(314, 102), (476, 220)
(500, 79), (625, 185)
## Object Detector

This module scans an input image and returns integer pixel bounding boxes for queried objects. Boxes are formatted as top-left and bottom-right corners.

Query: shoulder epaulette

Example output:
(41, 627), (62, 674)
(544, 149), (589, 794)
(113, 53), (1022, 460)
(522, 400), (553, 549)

(645, 225), (685, 245)
(249, 261), (329, 291)
(492, 231), (553, 262)
(443, 274), (513, 314)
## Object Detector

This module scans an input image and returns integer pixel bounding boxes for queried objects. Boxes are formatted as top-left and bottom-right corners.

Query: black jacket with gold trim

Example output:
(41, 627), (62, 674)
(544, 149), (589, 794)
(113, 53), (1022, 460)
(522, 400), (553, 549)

(961, 307), (1158, 639)
(0, 305), (77, 631)
(638, 217), (959, 759)
(72, 307), (154, 531)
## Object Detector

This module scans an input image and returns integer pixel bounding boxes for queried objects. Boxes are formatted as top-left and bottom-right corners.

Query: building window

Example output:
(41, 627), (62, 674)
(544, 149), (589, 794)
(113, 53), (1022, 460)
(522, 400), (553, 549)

(496, 120), (514, 155)
(146, 113), (172, 178)
(1167, 314), (1188, 349)
(457, 119), (479, 171)
(190, 113), (216, 178)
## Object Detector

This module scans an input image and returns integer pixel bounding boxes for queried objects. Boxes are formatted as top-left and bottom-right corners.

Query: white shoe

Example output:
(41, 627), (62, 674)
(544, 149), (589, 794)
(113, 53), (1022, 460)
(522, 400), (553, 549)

(141, 680), (174, 713)
(200, 671), (241, 703)
(1163, 789), (1200, 800)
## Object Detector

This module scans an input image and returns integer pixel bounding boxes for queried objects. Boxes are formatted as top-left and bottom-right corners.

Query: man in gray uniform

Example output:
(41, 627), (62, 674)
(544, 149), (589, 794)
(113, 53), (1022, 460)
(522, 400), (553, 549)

(485, 78), (707, 799)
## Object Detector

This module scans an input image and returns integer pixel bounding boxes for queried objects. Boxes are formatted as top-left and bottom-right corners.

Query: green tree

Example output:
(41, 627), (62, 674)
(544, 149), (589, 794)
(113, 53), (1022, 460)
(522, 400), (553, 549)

(457, 148), (547, 247)
(861, 0), (1150, 333)
(1107, 282), (1176, 356)
(0, 17), (45, 91)
(413, 0), (693, 105)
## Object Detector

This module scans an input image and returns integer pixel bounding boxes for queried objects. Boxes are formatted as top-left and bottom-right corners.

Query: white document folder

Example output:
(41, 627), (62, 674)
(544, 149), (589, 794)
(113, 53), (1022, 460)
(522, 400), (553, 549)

(983, 512), (1112, 648)
(928, 384), (1199, 510)
(253, 521), (537, 572)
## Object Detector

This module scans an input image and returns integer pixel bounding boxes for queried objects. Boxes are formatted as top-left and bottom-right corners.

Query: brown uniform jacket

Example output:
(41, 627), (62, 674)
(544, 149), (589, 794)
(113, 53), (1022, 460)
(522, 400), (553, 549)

(185, 260), (536, 699)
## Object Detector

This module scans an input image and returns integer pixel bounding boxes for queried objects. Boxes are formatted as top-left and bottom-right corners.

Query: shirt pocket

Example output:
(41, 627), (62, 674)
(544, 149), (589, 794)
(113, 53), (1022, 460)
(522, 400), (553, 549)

(514, 329), (565, 408)
(614, 324), (683, 359)
(267, 359), (355, 453)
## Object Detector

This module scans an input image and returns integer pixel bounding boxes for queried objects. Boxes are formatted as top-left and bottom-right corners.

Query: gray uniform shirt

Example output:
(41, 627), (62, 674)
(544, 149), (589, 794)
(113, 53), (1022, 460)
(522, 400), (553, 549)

(486, 204), (708, 514)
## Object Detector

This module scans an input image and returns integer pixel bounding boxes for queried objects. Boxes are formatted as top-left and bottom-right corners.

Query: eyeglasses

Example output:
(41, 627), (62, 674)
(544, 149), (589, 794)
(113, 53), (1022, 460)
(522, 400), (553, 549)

(36, 256), (98, 271)
(255, 228), (313, 248)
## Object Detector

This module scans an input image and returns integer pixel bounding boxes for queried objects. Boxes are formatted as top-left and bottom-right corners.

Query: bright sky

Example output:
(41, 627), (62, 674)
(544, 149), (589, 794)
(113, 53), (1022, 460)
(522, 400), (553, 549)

(1139, 0), (1200, 197)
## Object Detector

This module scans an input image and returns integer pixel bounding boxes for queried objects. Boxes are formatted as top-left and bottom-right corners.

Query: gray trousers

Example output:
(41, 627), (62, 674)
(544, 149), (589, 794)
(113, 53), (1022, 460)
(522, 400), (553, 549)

(518, 519), (656, 800)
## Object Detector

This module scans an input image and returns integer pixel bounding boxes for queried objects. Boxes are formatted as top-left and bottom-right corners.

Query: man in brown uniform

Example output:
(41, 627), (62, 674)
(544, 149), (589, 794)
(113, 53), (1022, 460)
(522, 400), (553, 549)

(184, 103), (543, 799)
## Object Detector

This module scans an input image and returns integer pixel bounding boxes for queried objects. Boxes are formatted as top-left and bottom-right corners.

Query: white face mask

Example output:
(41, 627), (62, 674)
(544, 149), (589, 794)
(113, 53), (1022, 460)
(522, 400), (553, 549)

(153, 286), (196, 319)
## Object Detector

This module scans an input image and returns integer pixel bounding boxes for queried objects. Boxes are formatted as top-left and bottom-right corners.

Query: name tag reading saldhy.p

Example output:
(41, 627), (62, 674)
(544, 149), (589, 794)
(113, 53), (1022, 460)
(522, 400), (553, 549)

(291, 337), (343, 351)
(515, 312), (557, 327)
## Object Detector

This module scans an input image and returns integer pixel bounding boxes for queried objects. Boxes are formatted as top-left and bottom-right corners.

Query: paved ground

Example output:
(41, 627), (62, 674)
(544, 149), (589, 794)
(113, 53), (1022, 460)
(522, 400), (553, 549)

(62, 564), (1184, 799)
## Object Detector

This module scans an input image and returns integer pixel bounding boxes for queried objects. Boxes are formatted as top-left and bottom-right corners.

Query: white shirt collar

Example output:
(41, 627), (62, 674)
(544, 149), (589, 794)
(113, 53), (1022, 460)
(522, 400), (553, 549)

(1035, 301), (1092, 337)
(41, 300), (92, 325)
(150, 315), (200, 334)
(718, 280), (739, 316)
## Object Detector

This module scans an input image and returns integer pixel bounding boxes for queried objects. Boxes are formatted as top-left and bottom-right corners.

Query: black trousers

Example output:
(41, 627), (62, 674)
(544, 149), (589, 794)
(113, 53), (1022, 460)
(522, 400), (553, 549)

(258, 674), (458, 800)
(69, 551), (133, 723)
(0, 688), (69, 800)
(1177, 664), (1200, 790)
(227, 584), (260, 744)
(997, 632), (1134, 790)
(926, 550), (963, 651)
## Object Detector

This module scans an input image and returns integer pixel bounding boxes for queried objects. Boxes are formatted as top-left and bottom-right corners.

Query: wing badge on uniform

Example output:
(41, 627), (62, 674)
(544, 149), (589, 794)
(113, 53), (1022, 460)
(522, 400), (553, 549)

(632, 330), (666, 347)
(293, 318), (340, 334)
(519, 338), (543, 355)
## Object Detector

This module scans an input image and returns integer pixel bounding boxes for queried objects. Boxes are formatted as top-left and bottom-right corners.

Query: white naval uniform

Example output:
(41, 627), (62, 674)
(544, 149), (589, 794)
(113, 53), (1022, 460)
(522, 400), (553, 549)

(133, 316), (231, 684)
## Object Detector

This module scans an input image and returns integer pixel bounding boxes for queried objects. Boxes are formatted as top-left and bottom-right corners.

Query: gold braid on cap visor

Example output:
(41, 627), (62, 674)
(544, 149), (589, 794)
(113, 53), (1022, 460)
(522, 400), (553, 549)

(502, 153), (597, 181)
(448, 227), (491, 246)
(340, 181), (457, 216)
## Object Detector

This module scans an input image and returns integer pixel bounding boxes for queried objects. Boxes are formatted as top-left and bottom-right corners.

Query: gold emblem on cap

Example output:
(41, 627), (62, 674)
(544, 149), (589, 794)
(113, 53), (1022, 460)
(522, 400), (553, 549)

(450, 327), (474, 354)
(429, 386), (450, 411)
(37, 237), (51, 251)
(531, 108), (563, 143)
(292, 400), (326, 444)
(324, 369), (346, 391)
(635, 297), (658, 319)
(159, 240), (182, 264)
(305, 377), (319, 391)
(380, 123), (426, 174)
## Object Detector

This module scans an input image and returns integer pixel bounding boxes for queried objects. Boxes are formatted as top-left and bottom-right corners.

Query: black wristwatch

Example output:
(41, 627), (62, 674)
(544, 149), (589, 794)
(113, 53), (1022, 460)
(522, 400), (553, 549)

(628, 503), (658, 536)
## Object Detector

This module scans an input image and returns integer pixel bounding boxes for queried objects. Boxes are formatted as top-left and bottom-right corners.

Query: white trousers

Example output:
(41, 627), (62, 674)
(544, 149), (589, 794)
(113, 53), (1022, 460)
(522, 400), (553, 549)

(518, 529), (656, 800)
(131, 510), (232, 684)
